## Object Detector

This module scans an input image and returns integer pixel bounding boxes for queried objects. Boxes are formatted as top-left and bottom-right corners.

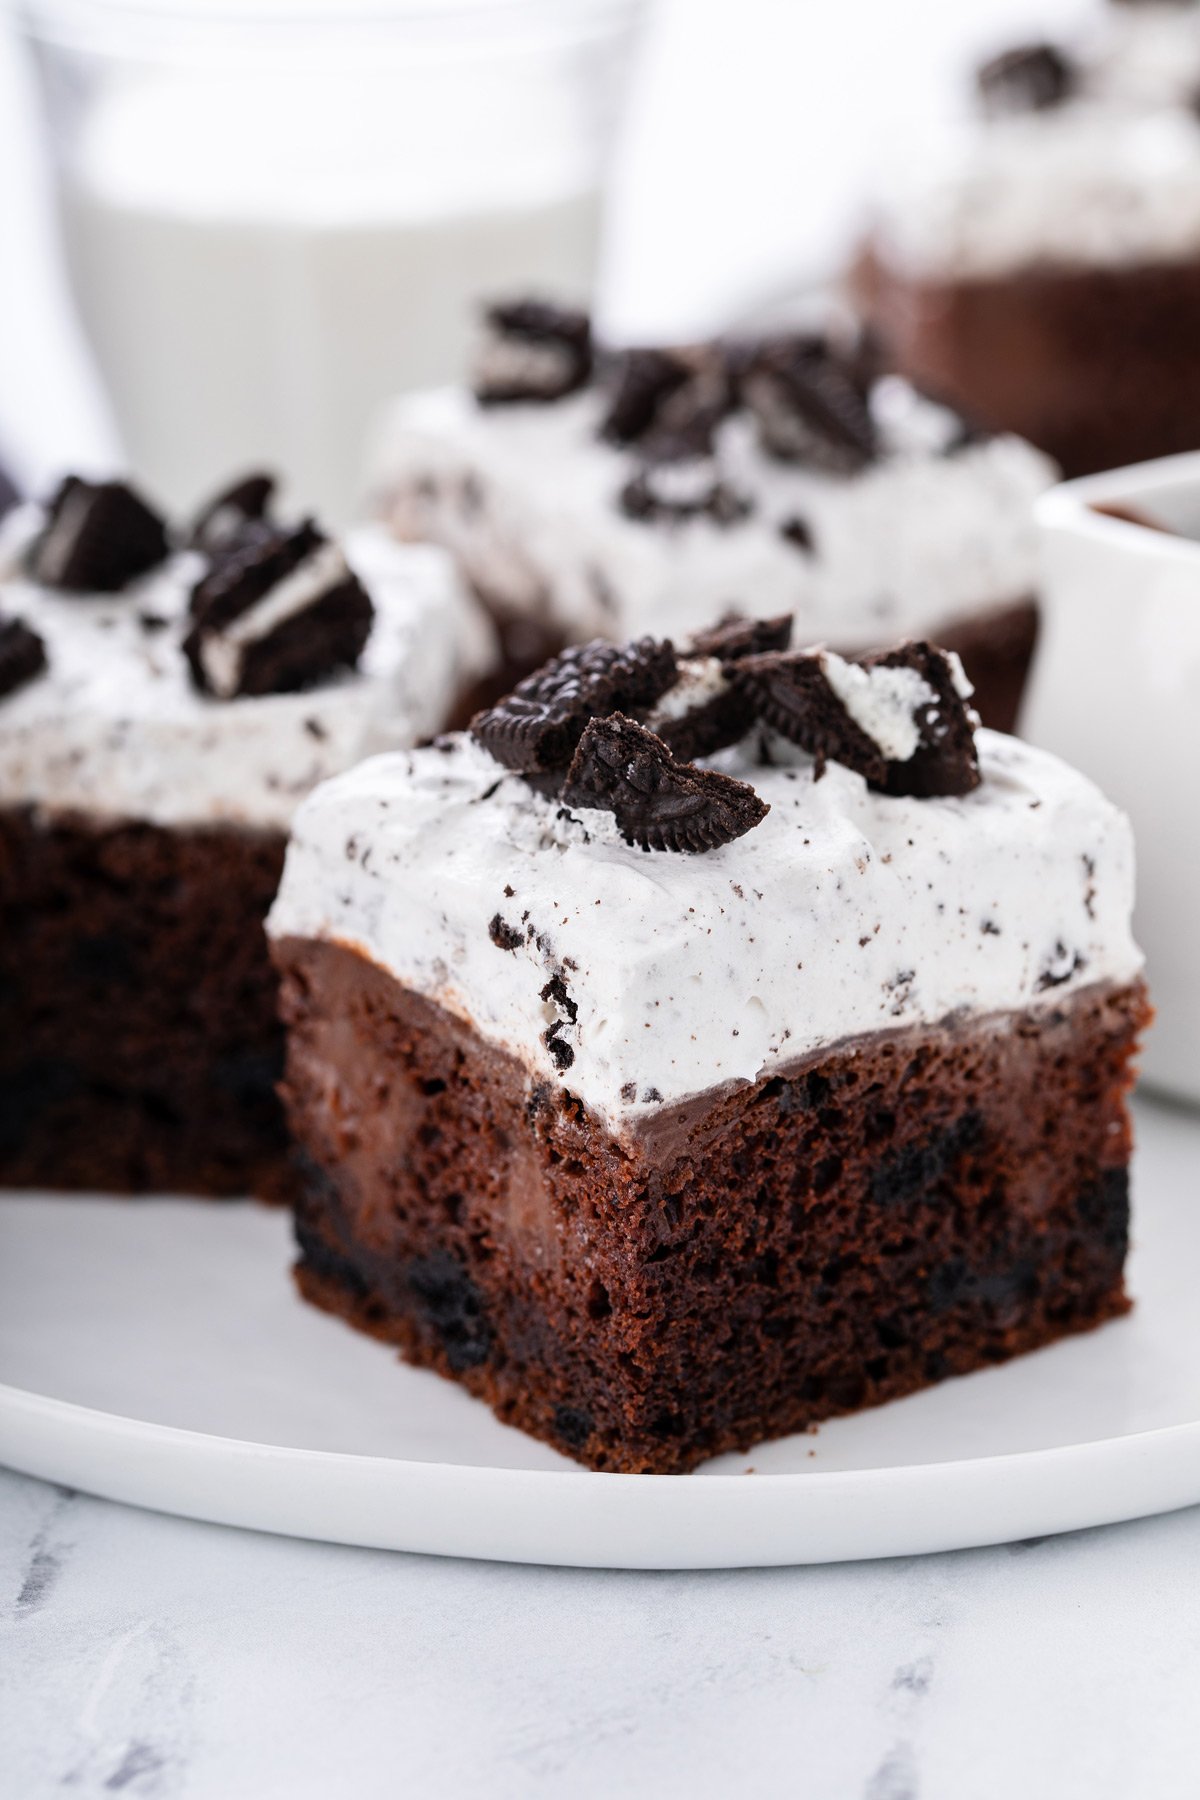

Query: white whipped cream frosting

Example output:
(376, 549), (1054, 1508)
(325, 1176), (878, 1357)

(880, 107), (1200, 280)
(369, 381), (1054, 649)
(875, 7), (1200, 279)
(268, 729), (1142, 1130)
(0, 509), (496, 832)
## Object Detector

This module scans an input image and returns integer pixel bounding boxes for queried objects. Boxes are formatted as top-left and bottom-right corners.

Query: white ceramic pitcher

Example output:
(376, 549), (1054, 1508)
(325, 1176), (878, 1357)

(1025, 454), (1200, 1105)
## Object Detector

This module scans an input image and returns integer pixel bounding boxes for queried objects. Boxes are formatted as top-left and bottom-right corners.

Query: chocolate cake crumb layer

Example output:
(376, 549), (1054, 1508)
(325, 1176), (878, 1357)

(275, 937), (1148, 1474)
(0, 808), (292, 1198)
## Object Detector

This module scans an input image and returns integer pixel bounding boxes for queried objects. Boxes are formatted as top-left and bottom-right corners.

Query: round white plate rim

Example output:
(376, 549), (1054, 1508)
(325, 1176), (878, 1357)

(5, 1378), (1200, 1568)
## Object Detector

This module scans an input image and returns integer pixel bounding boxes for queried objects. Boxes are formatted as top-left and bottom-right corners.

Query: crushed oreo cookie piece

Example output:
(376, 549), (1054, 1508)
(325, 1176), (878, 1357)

(189, 471), (277, 556)
(599, 348), (694, 444)
(0, 614), (47, 700)
(183, 520), (374, 698)
(976, 42), (1074, 116)
(619, 457), (751, 527)
(687, 612), (793, 662)
(736, 650), (888, 784)
(641, 617), (794, 758)
(861, 641), (981, 797)
(737, 640), (980, 796)
(741, 337), (877, 473)
(27, 477), (170, 593)
(563, 712), (768, 852)
(473, 299), (592, 405)
(652, 679), (757, 763)
(780, 515), (815, 553)
(471, 636), (677, 774)
(489, 914), (524, 952)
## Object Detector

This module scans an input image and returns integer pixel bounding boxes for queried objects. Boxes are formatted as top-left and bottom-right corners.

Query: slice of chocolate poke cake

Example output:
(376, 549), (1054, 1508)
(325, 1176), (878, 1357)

(268, 625), (1149, 1472)
(0, 473), (496, 1197)
(856, 3), (1200, 476)
(369, 301), (1056, 732)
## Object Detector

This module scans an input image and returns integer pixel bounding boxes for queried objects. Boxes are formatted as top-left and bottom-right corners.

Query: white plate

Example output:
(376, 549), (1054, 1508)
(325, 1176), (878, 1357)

(1, 1095), (1198, 1569)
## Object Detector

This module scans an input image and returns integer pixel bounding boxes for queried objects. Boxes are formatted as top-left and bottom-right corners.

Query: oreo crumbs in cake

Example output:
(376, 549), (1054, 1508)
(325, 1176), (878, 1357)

(474, 300), (593, 405)
(189, 471), (277, 556)
(0, 615), (47, 700)
(471, 636), (677, 774)
(976, 43), (1074, 117)
(562, 712), (769, 853)
(183, 519), (374, 699)
(27, 476), (170, 593)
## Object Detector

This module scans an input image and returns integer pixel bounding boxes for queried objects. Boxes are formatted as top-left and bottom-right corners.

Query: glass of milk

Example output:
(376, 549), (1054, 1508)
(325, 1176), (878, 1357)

(21, 0), (643, 521)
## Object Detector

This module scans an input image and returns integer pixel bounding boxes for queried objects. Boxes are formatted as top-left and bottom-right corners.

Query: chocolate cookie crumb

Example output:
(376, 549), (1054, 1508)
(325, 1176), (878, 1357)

(0, 615), (48, 700)
(976, 42), (1074, 117)
(780, 515), (815, 553)
(562, 712), (769, 852)
(489, 915), (524, 952)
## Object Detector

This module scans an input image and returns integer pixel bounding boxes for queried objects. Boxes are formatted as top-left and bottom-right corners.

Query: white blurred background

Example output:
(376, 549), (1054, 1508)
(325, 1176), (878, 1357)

(0, 0), (1084, 499)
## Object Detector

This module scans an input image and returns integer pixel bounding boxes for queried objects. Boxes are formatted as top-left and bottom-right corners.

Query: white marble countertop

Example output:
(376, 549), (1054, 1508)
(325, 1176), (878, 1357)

(3, 1465), (1199, 1800)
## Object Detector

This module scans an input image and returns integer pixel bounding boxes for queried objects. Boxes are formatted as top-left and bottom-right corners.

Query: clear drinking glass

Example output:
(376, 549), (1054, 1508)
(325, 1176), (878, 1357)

(19, 0), (643, 520)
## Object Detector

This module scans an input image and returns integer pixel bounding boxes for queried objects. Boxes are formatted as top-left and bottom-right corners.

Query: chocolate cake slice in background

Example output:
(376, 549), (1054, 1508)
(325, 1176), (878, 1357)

(0, 475), (497, 1198)
(368, 305), (1055, 734)
(268, 632), (1149, 1472)
(854, 5), (1200, 476)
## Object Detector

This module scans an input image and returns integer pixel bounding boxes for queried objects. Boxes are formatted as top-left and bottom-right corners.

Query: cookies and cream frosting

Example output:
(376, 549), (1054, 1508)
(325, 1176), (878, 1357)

(268, 726), (1142, 1128)
(0, 505), (495, 831)
(873, 5), (1200, 279)
(370, 377), (1054, 650)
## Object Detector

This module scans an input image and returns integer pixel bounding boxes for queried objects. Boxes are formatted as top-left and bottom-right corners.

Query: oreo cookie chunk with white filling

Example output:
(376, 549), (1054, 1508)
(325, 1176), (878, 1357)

(184, 521), (374, 699)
